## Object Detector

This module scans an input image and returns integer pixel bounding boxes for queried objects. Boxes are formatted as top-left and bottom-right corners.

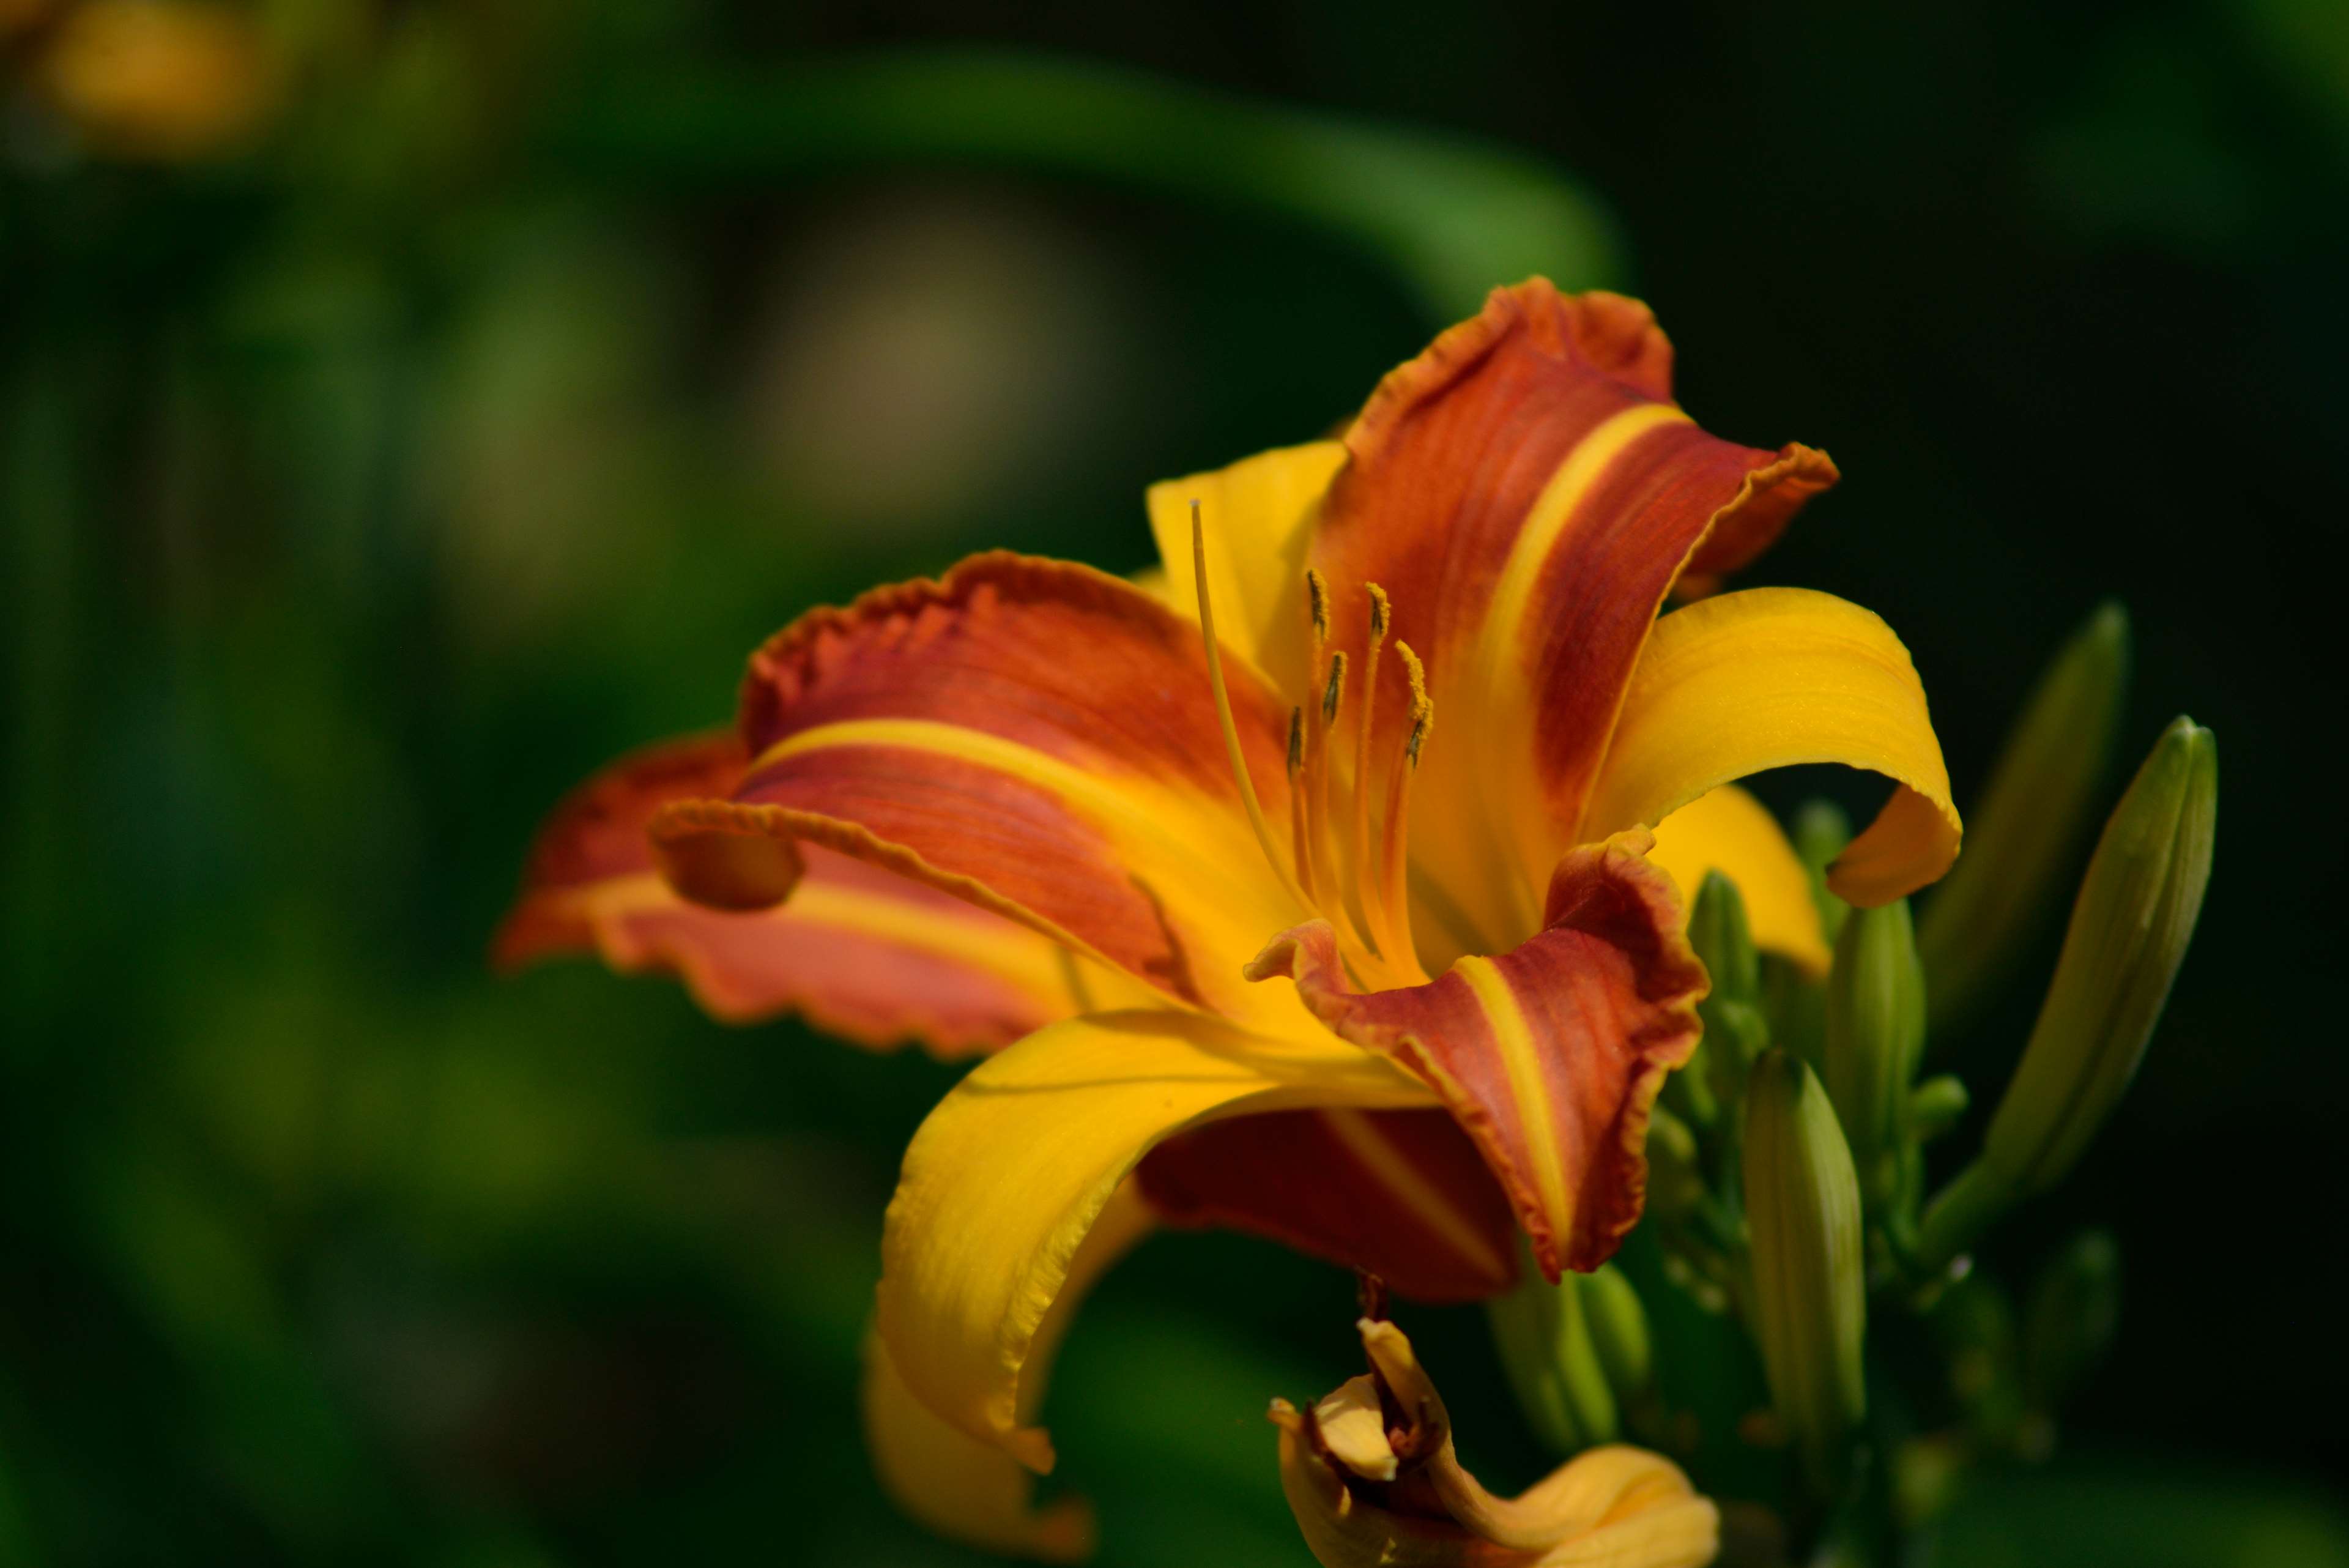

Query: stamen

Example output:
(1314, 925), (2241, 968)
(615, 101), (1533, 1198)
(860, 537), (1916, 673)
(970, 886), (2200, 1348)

(1301, 651), (1347, 918)
(1373, 642), (1433, 980)
(1346, 585), (1391, 950)
(1192, 500), (1315, 915)
(1286, 706), (1321, 905)
(1305, 569), (1330, 644)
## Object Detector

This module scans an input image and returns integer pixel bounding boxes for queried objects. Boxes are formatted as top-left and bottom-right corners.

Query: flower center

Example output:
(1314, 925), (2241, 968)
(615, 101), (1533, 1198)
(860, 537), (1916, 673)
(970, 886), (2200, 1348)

(1190, 501), (1433, 990)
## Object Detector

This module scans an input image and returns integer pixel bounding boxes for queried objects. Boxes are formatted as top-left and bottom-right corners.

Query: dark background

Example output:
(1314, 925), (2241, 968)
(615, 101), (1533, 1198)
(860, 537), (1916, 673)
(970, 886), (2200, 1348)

(4, 1), (2343, 1562)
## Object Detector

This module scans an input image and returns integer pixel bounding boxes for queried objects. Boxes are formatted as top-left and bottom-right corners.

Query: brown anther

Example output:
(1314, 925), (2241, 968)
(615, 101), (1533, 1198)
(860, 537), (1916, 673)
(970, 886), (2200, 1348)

(1321, 652), (1348, 724)
(1287, 707), (1305, 775)
(1305, 568), (1330, 642)
(1366, 583), (1390, 643)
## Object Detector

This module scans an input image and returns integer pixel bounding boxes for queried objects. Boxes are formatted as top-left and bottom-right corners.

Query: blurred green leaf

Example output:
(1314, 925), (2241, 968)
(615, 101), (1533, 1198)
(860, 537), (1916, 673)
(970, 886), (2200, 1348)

(556, 49), (1624, 319)
(1934, 1459), (2349, 1568)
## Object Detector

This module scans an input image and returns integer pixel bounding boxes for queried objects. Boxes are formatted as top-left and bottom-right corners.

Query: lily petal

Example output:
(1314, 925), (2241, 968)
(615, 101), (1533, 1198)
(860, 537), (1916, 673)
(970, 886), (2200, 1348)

(1145, 440), (1349, 693)
(1648, 785), (1831, 975)
(495, 730), (1140, 1052)
(1581, 588), (1961, 908)
(1137, 1109), (1518, 1303)
(651, 554), (1309, 1025)
(861, 1181), (1154, 1564)
(1310, 280), (1836, 950)
(1247, 831), (1707, 1277)
(876, 1009), (1433, 1471)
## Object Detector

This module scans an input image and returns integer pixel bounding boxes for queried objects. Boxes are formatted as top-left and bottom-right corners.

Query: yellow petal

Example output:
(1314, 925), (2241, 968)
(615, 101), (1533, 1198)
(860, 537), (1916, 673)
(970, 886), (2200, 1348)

(1146, 441), (1348, 693)
(1581, 588), (1959, 908)
(1647, 785), (1830, 975)
(876, 1009), (1431, 1473)
(863, 1332), (1096, 1562)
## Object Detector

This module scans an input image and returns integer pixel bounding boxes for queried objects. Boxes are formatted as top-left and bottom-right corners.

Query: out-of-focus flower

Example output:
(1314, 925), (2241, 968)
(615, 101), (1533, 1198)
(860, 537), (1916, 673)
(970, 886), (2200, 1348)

(33, 0), (273, 160)
(1273, 1315), (1716, 1568)
(502, 279), (1962, 1555)
(1, 0), (56, 40)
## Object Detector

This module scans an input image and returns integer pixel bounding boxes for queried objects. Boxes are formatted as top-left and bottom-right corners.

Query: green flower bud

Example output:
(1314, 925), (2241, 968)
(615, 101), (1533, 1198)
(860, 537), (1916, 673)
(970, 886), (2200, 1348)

(1690, 873), (1772, 1119)
(1822, 898), (1926, 1210)
(1645, 1105), (1706, 1221)
(1918, 719), (2216, 1268)
(1690, 871), (1761, 1008)
(1742, 1050), (1866, 1486)
(1907, 1075), (1969, 1143)
(1792, 799), (1854, 946)
(2023, 1230), (2121, 1412)
(1918, 602), (2131, 1033)
(1486, 1254), (1650, 1455)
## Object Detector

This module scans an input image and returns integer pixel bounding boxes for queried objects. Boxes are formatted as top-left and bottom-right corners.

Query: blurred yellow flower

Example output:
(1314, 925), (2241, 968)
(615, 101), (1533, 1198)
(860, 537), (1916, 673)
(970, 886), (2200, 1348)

(36, 0), (272, 159)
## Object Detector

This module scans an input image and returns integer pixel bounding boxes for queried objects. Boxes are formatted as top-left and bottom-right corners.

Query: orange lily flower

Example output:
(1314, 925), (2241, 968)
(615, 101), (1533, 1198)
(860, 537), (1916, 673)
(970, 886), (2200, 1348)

(502, 280), (1959, 1557)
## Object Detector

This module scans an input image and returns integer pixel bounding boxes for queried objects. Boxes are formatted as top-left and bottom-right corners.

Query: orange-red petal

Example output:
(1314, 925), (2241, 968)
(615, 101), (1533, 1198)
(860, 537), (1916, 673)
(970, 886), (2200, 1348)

(1309, 280), (1836, 950)
(1136, 1108), (1518, 1302)
(496, 729), (1137, 1054)
(1246, 830), (1707, 1277)
(653, 552), (1309, 1027)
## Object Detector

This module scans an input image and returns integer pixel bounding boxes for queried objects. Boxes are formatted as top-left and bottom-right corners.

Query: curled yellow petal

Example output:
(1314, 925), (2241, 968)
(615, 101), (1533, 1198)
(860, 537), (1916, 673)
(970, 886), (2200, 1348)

(876, 1009), (1431, 1474)
(1649, 784), (1830, 975)
(1581, 587), (1959, 908)
(863, 1331), (1097, 1562)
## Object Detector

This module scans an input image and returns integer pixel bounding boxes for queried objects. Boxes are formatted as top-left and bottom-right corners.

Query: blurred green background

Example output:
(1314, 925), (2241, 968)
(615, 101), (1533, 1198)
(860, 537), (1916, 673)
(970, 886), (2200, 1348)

(4, 2), (2344, 1563)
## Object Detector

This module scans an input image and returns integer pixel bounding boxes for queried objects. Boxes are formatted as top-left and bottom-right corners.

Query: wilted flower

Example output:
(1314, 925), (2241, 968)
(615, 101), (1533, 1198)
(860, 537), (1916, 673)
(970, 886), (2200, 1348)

(1274, 1315), (1716, 1568)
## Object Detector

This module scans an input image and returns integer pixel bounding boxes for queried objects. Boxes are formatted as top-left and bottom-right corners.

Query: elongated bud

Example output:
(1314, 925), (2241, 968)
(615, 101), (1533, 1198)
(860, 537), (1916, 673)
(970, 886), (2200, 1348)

(1907, 1075), (1969, 1143)
(1487, 1260), (1627, 1455)
(1919, 603), (2131, 1032)
(1488, 1255), (1655, 1458)
(1822, 898), (1926, 1210)
(1645, 1106), (1706, 1221)
(1690, 872), (1770, 1110)
(1918, 720), (2216, 1268)
(1742, 1050), (1866, 1486)
(1793, 799), (1854, 945)
(1690, 871), (1760, 1006)
(1581, 1263), (1655, 1405)
(2023, 1230), (2121, 1413)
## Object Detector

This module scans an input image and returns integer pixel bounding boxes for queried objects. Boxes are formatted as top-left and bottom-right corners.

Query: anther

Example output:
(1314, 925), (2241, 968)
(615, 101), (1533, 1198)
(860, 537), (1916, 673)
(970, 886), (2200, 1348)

(1287, 708), (1305, 775)
(1322, 652), (1348, 724)
(1305, 569), (1330, 643)
(1367, 584), (1390, 643)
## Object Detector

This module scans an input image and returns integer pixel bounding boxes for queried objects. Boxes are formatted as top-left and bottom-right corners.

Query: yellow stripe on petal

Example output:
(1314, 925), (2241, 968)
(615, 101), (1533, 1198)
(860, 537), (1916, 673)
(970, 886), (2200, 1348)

(1581, 588), (1960, 909)
(876, 1009), (1431, 1473)
(1146, 441), (1348, 693)
(1649, 786), (1831, 975)
(746, 718), (1304, 1027)
(1451, 954), (1571, 1233)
